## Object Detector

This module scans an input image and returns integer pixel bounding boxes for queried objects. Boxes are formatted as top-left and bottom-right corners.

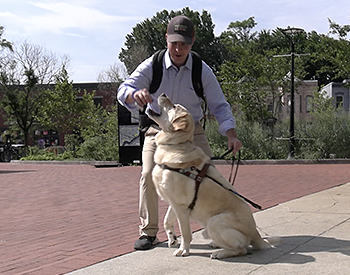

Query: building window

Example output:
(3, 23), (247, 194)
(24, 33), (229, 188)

(306, 95), (313, 113)
(335, 95), (343, 109)
(93, 97), (103, 107)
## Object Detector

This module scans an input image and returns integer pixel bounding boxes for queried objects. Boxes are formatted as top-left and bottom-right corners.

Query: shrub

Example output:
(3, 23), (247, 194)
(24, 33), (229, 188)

(21, 147), (75, 161)
(205, 109), (350, 160)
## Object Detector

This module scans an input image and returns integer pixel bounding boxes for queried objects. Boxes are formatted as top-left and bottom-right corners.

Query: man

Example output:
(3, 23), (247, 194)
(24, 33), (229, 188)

(117, 15), (242, 250)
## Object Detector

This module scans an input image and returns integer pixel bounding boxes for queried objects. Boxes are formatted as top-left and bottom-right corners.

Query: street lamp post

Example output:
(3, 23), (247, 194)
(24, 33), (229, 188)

(281, 27), (304, 159)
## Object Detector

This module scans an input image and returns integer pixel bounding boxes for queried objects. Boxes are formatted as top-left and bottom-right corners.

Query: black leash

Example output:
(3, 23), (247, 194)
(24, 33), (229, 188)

(205, 174), (262, 210)
(211, 149), (262, 210)
(211, 149), (240, 186)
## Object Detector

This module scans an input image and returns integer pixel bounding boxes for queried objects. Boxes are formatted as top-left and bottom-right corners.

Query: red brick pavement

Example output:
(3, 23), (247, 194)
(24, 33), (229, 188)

(1, 162), (350, 275)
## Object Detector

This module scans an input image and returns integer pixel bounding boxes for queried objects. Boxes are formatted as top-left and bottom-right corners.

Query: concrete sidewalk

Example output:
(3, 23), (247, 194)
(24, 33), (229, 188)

(66, 182), (350, 275)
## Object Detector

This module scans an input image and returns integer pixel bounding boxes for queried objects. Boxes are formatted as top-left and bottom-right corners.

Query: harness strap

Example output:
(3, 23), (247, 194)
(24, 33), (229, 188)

(158, 161), (261, 210)
(158, 163), (211, 210)
(188, 163), (211, 210)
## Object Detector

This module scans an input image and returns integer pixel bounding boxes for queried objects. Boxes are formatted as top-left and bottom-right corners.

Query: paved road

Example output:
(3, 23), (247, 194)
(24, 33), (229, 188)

(1, 161), (350, 275)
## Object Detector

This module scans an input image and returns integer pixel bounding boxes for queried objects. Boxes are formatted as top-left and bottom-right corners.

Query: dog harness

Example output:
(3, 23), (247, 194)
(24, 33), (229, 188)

(158, 163), (211, 210)
(158, 162), (262, 210)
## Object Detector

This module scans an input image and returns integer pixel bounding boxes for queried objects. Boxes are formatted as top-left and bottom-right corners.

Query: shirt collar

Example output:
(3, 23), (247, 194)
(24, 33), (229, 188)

(164, 49), (192, 70)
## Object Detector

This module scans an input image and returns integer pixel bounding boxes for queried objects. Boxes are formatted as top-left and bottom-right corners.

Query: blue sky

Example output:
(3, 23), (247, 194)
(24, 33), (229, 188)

(1, 0), (349, 82)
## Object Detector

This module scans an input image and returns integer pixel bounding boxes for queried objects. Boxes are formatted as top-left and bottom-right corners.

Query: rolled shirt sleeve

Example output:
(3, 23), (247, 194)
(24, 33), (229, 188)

(117, 56), (153, 112)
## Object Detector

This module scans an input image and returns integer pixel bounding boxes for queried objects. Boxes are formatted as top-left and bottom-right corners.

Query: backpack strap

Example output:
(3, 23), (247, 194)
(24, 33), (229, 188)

(190, 51), (204, 100)
(190, 51), (207, 128)
(149, 49), (166, 94)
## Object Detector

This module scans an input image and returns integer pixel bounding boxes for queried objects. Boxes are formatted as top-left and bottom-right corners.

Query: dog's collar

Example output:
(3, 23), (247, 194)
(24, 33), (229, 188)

(157, 163), (211, 210)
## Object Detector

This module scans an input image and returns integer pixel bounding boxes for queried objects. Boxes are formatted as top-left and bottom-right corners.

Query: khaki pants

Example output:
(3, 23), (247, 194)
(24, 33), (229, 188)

(138, 123), (213, 237)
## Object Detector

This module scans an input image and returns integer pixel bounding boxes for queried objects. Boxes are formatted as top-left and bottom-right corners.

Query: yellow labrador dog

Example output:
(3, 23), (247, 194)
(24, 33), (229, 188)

(149, 94), (277, 259)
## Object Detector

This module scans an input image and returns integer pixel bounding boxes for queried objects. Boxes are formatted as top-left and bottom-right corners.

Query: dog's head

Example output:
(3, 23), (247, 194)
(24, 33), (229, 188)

(148, 94), (195, 143)
(150, 94), (210, 168)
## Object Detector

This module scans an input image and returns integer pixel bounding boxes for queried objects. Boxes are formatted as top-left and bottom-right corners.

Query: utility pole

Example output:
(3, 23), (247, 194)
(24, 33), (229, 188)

(274, 27), (306, 159)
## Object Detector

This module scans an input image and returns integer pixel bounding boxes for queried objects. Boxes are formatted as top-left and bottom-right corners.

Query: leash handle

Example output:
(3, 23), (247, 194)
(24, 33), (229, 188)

(211, 148), (240, 186)
(229, 150), (240, 185)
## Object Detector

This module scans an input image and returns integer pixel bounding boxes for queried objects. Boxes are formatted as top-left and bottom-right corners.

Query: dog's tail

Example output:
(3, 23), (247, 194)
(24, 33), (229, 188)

(252, 236), (281, 250)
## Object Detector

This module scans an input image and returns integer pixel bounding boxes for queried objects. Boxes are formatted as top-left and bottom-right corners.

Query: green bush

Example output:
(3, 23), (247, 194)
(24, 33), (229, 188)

(21, 103), (350, 162)
(76, 135), (119, 161)
(299, 111), (350, 159)
(68, 106), (119, 161)
(205, 119), (288, 160)
(206, 109), (350, 160)
(21, 147), (75, 161)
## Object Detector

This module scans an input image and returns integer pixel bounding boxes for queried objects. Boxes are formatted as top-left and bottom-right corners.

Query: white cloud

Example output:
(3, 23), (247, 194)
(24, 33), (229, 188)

(2, 1), (140, 36)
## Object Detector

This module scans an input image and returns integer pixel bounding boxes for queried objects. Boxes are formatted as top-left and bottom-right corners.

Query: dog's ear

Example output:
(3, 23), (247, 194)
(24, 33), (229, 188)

(172, 114), (190, 132)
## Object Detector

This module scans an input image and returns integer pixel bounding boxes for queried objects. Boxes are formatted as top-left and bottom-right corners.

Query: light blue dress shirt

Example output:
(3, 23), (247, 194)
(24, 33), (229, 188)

(117, 50), (236, 135)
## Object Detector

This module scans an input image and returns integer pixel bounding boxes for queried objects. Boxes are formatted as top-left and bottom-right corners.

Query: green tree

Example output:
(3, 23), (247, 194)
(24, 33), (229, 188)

(39, 67), (97, 135)
(326, 19), (350, 80)
(40, 67), (119, 161)
(0, 26), (12, 49)
(301, 31), (342, 85)
(328, 18), (350, 38)
(76, 105), (119, 161)
(218, 18), (292, 122)
(0, 26), (13, 61)
(300, 19), (350, 85)
(0, 25), (13, 136)
(1, 68), (41, 146)
(0, 40), (70, 146)
(0, 26), (13, 70)
(119, 7), (227, 74)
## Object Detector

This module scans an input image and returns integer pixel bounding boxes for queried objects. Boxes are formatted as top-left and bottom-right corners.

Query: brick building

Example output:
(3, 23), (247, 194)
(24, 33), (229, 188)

(264, 80), (318, 123)
(278, 80), (319, 121)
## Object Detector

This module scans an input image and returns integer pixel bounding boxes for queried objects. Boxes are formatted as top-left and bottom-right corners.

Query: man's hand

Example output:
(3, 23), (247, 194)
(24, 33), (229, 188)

(226, 129), (242, 156)
(127, 88), (153, 106)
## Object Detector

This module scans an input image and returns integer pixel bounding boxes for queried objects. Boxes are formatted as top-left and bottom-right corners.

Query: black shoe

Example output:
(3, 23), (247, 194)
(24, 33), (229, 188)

(134, 235), (159, 250)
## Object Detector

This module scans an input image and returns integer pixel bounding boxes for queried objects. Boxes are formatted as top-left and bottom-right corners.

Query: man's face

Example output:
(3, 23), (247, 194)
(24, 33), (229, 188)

(166, 36), (194, 68)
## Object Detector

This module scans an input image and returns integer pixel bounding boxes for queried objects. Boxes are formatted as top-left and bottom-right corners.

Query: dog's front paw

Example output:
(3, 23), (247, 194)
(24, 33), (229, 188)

(173, 247), (189, 257)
